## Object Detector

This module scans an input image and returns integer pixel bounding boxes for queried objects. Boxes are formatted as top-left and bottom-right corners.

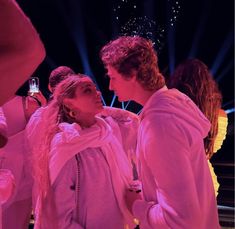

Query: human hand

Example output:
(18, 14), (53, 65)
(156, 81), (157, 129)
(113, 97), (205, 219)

(125, 188), (142, 214)
(28, 90), (47, 106)
(0, 169), (15, 204)
(125, 180), (142, 213)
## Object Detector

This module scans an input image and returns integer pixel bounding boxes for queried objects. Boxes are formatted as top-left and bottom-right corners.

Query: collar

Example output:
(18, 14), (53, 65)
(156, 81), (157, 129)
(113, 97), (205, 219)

(139, 86), (168, 119)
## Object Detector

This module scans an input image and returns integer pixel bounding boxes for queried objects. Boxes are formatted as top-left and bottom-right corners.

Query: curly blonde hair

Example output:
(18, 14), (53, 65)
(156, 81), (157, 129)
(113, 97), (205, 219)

(33, 75), (86, 194)
(32, 75), (87, 226)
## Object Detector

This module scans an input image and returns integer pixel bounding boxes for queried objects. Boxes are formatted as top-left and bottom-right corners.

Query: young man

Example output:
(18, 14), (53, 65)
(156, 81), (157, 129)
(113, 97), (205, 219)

(100, 36), (220, 229)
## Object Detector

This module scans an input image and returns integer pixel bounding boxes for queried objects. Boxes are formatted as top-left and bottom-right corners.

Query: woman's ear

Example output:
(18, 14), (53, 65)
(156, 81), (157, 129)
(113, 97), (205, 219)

(63, 98), (75, 111)
(63, 98), (78, 119)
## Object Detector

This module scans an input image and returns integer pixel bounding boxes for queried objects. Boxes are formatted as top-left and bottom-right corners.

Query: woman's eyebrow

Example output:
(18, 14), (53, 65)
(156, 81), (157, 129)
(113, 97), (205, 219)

(80, 82), (94, 89)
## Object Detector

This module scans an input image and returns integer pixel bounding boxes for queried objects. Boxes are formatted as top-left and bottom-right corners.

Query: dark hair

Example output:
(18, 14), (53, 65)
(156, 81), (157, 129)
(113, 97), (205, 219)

(100, 36), (165, 91)
(49, 66), (75, 92)
(168, 59), (222, 158)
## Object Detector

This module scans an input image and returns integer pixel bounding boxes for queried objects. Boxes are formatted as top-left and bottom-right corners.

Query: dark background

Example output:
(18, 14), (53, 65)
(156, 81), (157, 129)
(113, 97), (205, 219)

(16, 0), (234, 161)
(15, 1), (234, 223)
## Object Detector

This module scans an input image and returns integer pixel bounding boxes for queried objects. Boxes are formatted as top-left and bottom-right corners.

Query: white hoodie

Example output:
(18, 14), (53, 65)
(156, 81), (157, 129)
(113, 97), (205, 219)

(133, 87), (220, 229)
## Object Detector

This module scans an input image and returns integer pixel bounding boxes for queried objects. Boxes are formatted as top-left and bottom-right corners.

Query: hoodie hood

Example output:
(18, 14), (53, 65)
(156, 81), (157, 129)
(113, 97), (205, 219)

(140, 87), (210, 138)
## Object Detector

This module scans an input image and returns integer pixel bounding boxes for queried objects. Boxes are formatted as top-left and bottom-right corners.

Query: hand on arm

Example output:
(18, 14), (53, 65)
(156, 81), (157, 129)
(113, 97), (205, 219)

(125, 188), (142, 214)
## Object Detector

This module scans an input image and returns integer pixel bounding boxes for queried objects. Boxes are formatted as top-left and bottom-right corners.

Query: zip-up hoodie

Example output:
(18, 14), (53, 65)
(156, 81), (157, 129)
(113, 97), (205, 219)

(132, 87), (220, 229)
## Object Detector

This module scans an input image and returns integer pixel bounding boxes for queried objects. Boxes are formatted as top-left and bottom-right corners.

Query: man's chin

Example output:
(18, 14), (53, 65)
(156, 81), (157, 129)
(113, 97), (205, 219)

(117, 96), (128, 102)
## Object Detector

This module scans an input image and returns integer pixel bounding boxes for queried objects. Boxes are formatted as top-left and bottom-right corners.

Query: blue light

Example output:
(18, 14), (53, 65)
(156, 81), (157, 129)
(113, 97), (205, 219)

(110, 95), (117, 107)
(211, 30), (233, 76)
(225, 108), (235, 114)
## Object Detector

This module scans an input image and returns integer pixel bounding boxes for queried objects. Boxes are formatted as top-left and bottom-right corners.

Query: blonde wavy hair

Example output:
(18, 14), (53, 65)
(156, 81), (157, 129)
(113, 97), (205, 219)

(32, 74), (86, 227)
(33, 75), (86, 195)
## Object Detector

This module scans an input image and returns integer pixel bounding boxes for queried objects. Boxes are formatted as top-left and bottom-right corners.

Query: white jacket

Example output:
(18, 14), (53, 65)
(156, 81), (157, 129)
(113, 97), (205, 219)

(133, 87), (220, 229)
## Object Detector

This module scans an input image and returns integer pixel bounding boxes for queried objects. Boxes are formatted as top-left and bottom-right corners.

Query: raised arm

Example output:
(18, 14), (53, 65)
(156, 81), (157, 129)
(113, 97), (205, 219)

(0, 0), (46, 106)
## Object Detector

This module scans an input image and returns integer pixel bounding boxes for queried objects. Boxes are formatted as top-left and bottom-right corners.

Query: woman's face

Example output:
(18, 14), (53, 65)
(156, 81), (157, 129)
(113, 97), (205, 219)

(68, 77), (103, 117)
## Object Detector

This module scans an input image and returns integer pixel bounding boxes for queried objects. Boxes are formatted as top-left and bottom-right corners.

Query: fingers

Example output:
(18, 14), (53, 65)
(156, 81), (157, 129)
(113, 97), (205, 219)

(28, 90), (47, 106)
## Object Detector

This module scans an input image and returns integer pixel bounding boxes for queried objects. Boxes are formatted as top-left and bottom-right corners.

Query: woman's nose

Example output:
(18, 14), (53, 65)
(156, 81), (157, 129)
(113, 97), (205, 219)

(96, 90), (101, 97)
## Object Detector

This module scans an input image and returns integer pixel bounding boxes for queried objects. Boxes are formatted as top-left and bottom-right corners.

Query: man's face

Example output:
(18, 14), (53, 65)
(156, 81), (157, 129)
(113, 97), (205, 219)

(106, 65), (135, 102)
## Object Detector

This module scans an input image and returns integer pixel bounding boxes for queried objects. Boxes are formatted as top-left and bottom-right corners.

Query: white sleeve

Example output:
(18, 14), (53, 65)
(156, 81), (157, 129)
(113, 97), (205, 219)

(133, 115), (202, 228)
(0, 108), (8, 148)
(52, 157), (84, 229)
(0, 108), (7, 134)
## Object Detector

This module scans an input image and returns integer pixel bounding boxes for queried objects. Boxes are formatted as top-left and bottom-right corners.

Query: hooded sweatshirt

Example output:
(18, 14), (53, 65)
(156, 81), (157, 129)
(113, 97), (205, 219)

(132, 87), (220, 229)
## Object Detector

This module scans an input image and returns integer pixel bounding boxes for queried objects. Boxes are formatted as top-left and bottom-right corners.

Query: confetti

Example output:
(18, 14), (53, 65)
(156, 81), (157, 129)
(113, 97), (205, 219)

(113, 0), (182, 52)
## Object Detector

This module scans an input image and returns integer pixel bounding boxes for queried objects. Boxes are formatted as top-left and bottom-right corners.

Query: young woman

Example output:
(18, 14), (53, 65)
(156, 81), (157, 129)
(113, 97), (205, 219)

(33, 75), (139, 229)
(168, 58), (228, 196)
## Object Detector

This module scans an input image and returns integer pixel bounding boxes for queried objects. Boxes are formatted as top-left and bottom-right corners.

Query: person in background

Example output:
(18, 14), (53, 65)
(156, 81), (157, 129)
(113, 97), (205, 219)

(48, 66), (76, 95)
(32, 75), (139, 229)
(0, 0), (43, 227)
(0, 90), (46, 229)
(0, 109), (15, 229)
(0, 0), (45, 106)
(100, 35), (220, 229)
(26, 66), (75, 153)
(168, 58), (228, 196)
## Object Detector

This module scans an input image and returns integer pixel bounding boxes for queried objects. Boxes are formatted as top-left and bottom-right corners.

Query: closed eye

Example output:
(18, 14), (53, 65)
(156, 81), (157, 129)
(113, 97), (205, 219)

(84, 88), (92, 93)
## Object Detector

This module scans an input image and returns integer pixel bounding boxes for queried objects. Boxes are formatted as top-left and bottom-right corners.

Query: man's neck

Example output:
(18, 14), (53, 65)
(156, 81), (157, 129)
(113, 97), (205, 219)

(134, 88), (157, 106)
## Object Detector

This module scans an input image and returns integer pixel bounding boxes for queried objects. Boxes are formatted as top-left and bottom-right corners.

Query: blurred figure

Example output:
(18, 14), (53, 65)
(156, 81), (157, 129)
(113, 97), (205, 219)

(0, 109), (15, 229)
(0, 0), (44, 227)
(0, 93), (45, 229)
(0, 0), (45, 106)
(168, 58), (228, 196)
(0, 169), (15, 229)
(100, 36), (220, 229)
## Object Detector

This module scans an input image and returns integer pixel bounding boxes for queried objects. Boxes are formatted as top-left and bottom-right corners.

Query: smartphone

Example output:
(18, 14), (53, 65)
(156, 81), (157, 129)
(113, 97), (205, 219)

(28, 77), (39, 94)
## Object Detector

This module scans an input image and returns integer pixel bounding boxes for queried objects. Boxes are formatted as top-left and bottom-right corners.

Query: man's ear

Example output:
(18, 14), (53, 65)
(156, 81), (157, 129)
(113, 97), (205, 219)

(130, 70), (137, 82)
